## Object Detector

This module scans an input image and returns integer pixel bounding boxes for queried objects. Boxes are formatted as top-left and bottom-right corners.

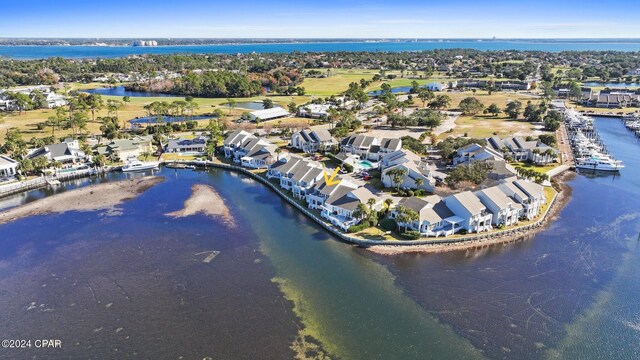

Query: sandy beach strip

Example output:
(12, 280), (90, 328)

(367, 171), (575, 255)
(166, 184), (235, 227)
(0, 176), (164, 225)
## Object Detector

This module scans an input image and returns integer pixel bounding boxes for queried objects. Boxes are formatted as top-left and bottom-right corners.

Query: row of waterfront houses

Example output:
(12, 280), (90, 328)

(454, 136), (557, 165)
(221, 129), (548, 236)
(392, 178), (545, 237)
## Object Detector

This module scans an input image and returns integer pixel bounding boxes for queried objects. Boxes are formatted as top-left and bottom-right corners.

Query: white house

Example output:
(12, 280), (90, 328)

(321, 185), (380, 231)
(452, 143), (503, 165)
(96, 135), (155, 161)
(297, 104), (335, 118)
(486, 136), (557, 164)
(340, 135), (402, 161)
(392, 195), (463, 237)
(223, 129), (277, 168)
(28, 139), (86, 164)
(475, 186), (523, 226)
(166, 135), (208, 154)
(290, 129), (337, 153)
(498, 179), (546, 220)
(223, 129), (255, 158)
(444, 191), (493, 233)
(0, 155), (19, 178)
(268, 155), (324, 198)
(380, 150), (443, 192)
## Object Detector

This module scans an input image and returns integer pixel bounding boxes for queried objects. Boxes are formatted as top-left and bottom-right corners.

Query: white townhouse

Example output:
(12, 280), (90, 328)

(392, 195), (464, 237)
(290, 129), (337, 154)
(223, 129), (255, 158)
(268, 155), (324, 198)
(444, 191), (493, 233)
(222, 129), (276, 169)
(452, 143), (503, 165)
(475, 186), (523, 226)
(321, 185), (381, 231)
(305, 178), (352, 210)
(499, 179), (546, 220)
(340, 135), (402, 162)
(485, 136), (557, 165)
(0, 155), (19, 178)
(381, 150), (442, 192)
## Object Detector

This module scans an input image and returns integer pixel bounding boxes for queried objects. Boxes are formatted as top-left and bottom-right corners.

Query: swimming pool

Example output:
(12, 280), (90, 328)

(358, 160), (375, 169)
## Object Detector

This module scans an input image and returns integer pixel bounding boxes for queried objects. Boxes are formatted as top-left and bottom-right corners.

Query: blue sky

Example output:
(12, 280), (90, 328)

(1, 0), (638, 38)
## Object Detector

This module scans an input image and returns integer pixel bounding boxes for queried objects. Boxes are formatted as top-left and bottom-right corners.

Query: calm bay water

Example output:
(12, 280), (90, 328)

(2, 40), (640, 59)
(83, 86), (179, 98)
(0, 118), (639, 359)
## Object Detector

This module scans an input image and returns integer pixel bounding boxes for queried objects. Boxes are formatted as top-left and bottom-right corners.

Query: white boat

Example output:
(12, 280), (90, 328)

(121, 160), (160, 172)
(575, 156), (624, 172)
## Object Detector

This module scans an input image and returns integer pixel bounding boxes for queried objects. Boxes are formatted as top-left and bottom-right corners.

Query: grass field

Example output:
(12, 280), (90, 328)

(0, 82), (312, 142)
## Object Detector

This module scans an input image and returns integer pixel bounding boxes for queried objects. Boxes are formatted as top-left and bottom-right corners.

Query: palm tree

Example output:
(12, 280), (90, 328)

(414, 177), (424, 189)
(367, 198), (377, 211)
(383, 198), (394, 214)
(352, 203), (370, 223)
(387, 167), (408, 192)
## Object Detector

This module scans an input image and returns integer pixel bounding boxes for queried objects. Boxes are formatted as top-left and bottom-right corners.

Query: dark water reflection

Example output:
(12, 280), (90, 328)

(0, 170), (299, 359)
(369, 117), (640, 359)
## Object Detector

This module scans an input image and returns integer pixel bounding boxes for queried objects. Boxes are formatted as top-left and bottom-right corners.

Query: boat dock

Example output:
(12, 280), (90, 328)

(622, 115), (640, 139)
(563, 109), (624, 173)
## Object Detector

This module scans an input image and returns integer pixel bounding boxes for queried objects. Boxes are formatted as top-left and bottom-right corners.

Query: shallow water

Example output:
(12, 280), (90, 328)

(0, 118), (639, 359)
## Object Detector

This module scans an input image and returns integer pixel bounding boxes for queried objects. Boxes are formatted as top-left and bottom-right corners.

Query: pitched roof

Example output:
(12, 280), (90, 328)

(514, 180), (544, 199)
(477, 186), (521, 210)
(449, 191), (486, 215)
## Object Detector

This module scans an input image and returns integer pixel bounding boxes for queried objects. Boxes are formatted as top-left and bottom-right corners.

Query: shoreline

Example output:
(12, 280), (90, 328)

(202, 161), (575, 253)
(0, 176), (164, 225)
(367, 171), (575, 255)
(0, 163), (574, 254)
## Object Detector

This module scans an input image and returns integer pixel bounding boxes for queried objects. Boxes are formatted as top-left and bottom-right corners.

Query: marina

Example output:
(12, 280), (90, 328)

(564, 109), (625, 173)
(622, 114), (640, 138)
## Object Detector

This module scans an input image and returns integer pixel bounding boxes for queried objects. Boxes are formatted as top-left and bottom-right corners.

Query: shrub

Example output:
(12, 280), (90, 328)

(379, 218), (397, 231)
(406, 189), (414, 197)
(400, 231), (421, 240)
(347, 223), (370, 233)
(458, 229), (468, 235)
(414, 189), (427, 197)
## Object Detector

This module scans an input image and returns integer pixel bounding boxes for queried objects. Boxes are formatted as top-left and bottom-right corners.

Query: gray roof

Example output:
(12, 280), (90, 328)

(325, 184), (361, 211)
(514, 180), (544, 199)
(0, 155), (17, 167)
(450, 191), (486, 215)
(477, 186), (521, 210)
(311, 129), (334, 142)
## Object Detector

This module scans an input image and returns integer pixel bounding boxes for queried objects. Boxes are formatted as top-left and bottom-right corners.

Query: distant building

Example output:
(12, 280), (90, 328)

(248, 107), (289, 122)
(425, 82), (444, 91)
(297, 104), (335, 118)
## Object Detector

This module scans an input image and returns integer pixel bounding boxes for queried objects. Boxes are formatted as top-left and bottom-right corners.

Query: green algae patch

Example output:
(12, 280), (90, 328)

(272, 277), (337, 360)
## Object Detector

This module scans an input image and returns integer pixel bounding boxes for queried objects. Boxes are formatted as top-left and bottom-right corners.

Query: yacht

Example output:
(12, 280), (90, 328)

(575, 156), (624, 172)
(121, 160), (160, 172)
